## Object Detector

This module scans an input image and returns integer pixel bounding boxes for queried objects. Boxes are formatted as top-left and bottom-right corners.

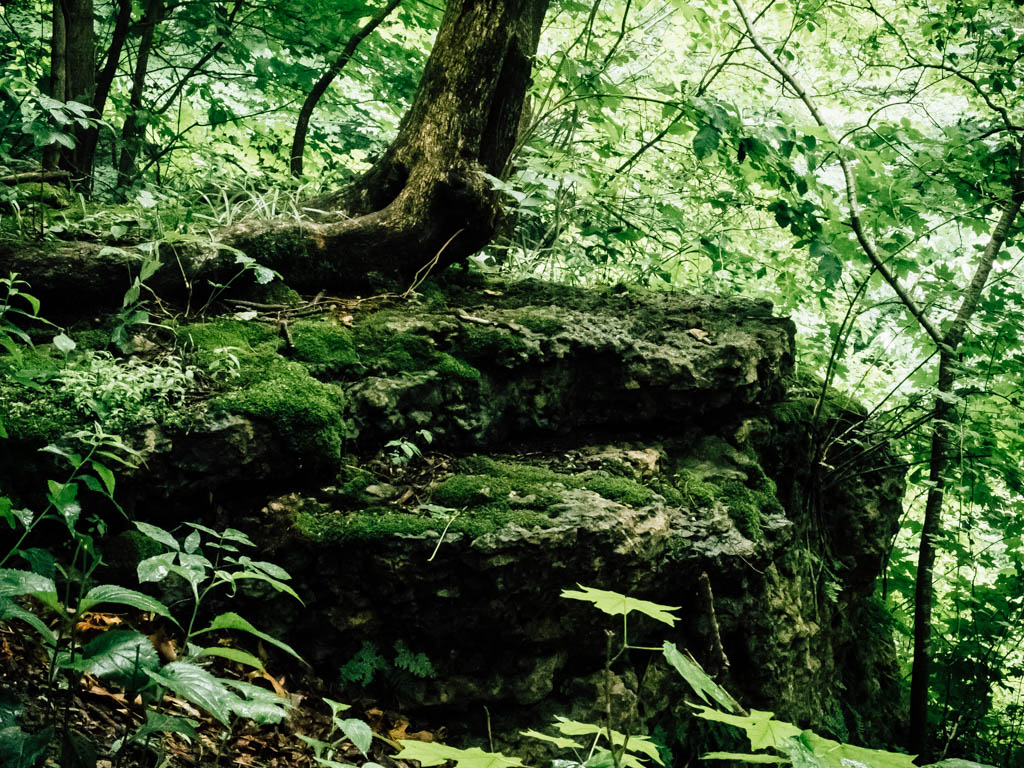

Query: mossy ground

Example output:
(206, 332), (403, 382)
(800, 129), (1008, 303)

(297, 454), (689, 544)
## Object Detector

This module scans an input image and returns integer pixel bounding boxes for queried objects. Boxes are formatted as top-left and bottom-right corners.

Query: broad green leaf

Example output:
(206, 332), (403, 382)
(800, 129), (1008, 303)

(62, 630), (159, 689)
(90, 461), (115, 497)
(398, 740), (526, 768)
(663, 642), (741, 712)
(520, 729), (583, 749)
(693, 124), (720, 161)
(552, 718), (662, 765)
(797, 732), (918, 768)
(193, 612), (304, 664)
(135, 522), (180, 551)
(338, 717), (373, 756)
(222, 679), (290, 725)
(561, 585), (680, 626)
(52, 333), (76, 354)
(0, 597), (55, 645)
(197, 646), (265, 671)
(183, 530), (201, 554)
(145, 661), (239, 726)
(0, 569), (56, 599)
(137, 552), (177, 583)
(123, 711), (198, 747)
(701, 753), (784, 763)
(691, 707), (801, 752)
(79, 584), (177, 623)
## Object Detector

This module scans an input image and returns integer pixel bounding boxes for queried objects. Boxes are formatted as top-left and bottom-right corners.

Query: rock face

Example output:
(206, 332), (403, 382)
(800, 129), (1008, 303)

(0, 278), (905, 758)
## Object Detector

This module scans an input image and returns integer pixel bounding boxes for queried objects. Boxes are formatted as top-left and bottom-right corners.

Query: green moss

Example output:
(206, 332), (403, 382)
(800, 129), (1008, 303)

(667, 438), (784, 542)
(246, 280), (303, 306)
(578, 471), (655, 507)
(290, 320), (359, 373)
(178, 319), (278, 368)
(335, 464), (376, 503)
(295, 502), (550, 544)
(434, 353), (481, 382)
(213, 357), (349, 469)
(516, 310), (565, 336)
(451, 325), (529, 364)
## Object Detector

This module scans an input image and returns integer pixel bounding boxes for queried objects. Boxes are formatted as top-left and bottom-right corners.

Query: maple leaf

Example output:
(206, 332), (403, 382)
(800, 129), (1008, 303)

(560, 585), (681, 626)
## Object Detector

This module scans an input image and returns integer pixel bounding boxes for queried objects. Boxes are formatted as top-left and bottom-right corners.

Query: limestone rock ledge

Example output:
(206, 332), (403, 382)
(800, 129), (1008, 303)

(0, 278), (904, 757)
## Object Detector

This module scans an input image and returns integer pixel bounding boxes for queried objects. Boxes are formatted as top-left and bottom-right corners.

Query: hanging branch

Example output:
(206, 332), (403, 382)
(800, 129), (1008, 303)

(730, 0), (946, 351)
(732, 0), (1024, 756)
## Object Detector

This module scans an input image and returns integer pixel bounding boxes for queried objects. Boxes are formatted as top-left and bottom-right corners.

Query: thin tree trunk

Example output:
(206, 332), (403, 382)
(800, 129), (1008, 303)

(732, 0), (1024, 755)
(60, 0), (95, 183)
(44, 0), (67, 172)
(290, 0), (403, 177)
(117, 0), (163, 188)
(78, 0), (133, 177)
(909, 175), (1024, 755)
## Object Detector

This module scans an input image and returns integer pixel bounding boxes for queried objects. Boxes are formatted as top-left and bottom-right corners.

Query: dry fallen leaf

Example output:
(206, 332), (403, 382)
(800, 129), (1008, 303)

(686, 328), (712, 344)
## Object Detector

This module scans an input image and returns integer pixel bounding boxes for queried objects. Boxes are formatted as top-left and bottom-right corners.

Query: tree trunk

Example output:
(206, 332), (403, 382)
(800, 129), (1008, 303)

(59, 0), (95, 183)
(908, 174), (1024, 757)
(295, 0), (552, 281)
(117, 0), (163, 188)
(290, 0), (403, 177)
(78, 0), (133, 179)
(44, 0), (67, 172)
(1, 0), (550, 305)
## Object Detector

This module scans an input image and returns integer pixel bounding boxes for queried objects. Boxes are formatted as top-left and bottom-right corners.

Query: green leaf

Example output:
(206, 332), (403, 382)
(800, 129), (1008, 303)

(51, 333), (76, 354)
(183, 530), (201, 554)
(79, 584), (177, 623)
(122, 711), (198, 747)
(193, 612), (304, 664)
(338, 717), (373, 756)
(701, 753), (784, 763)
(693, 124), (720, 161)
(137, 552), (177, 583)
(90, 462), (115, 497)
(0, 569), (56, 599)
(222, 679), (290, 724)
(398, 740), (526, 768)
(691, 707), (801, 752)
(197, 646), (265, 671)
(135, 521), (180, 551)
(145, 661), (239, 726)
(62, 630), (159, 689)
(797, 732), (919, 768)
(520, 729), (583, 749)
(663, 642), (741, 712)
(561, 585), (680, 626)
(0, 597), (55, 645)
(810, 241), (842, 289)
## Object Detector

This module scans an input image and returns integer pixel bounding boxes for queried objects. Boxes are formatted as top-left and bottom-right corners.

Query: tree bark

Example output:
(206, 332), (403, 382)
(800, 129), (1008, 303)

(908, 174), (1024, 757)
(117, 0), (164, 188)
(77, 0), (134, 179)
(44, 0), (68, 172)
(1, 0), (550, 305)
(59, 0), (96, 182)
(290, 0), (403, 178)
(305, 0), (552, 279)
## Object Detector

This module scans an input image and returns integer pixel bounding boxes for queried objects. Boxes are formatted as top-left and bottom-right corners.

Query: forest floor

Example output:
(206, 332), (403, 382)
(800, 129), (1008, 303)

(0, 620), (441, 768)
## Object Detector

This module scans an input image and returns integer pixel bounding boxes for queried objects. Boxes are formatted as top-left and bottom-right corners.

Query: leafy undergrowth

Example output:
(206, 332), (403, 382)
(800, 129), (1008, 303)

(0, 616), (442, 768)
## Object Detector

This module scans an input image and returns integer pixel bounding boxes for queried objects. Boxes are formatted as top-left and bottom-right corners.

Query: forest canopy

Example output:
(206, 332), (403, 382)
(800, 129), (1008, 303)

(1, 0), (1023, 765)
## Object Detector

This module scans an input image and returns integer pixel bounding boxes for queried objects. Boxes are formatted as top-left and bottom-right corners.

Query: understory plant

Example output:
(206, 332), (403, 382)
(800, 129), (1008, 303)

(0, 282), (303, 767)
(392, 586), (993, 768)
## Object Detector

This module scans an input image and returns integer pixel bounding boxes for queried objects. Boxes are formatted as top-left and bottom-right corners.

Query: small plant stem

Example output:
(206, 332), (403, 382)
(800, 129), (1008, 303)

(604, 629), (620, 768)
(428, 510), (462, 562)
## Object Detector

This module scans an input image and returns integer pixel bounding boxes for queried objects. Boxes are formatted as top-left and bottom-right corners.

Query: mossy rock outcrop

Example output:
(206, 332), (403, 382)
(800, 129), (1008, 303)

(0, 277), (904, 759)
